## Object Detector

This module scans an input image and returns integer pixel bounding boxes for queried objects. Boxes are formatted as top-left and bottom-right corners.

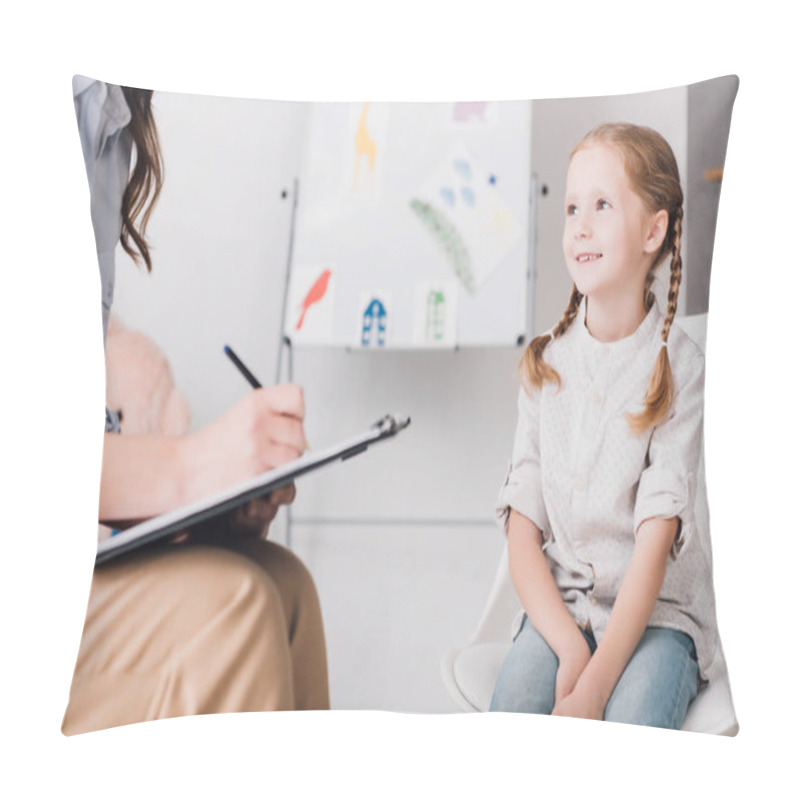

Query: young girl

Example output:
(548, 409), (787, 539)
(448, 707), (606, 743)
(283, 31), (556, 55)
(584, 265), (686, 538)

(490, 123), (716, 729)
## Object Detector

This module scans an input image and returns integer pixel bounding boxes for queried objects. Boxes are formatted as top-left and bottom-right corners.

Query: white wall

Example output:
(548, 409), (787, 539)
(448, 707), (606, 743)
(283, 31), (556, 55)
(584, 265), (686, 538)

(113, 91), (309, 428)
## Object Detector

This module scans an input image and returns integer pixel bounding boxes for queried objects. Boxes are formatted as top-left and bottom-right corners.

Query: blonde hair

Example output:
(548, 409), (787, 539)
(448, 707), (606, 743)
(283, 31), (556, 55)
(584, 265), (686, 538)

(520, 123), (684, 433)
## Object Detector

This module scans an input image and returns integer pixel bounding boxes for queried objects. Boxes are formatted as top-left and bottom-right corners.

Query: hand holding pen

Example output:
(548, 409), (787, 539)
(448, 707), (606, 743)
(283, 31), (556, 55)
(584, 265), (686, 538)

(177, 346), (308, 510)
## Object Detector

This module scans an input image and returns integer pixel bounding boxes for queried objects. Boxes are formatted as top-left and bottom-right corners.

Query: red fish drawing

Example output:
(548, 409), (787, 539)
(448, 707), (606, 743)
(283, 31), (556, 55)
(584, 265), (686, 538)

(296, 269), (332, 330)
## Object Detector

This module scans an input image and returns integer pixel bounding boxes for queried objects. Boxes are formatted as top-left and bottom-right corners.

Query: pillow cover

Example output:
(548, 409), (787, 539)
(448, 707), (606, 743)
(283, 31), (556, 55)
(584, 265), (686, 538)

(64, 75), (738, 735)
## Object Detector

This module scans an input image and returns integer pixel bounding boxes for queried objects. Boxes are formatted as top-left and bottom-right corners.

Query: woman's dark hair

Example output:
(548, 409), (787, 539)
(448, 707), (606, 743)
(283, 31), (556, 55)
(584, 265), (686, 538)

(119, 86), (163, 272)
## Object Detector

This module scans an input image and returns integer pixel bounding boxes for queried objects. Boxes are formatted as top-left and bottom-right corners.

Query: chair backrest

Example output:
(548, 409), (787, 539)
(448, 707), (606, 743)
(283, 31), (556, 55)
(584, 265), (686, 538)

(471, 544), (518, 644)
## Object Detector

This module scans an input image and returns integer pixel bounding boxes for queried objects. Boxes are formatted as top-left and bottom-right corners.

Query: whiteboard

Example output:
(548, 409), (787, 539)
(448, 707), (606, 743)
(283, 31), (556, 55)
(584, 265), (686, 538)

(285, 101), (533, 349)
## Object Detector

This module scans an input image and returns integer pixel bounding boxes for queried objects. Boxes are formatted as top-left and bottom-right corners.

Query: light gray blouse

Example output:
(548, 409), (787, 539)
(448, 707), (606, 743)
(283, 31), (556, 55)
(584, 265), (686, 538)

(496, 298), (719, 680)
(73, 75), (132, 432)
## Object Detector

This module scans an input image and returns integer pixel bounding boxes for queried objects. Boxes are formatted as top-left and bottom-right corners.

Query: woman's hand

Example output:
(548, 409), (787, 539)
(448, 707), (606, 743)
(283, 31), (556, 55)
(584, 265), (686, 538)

(180, 384), (308, 506)
(98, 384), (309, 524)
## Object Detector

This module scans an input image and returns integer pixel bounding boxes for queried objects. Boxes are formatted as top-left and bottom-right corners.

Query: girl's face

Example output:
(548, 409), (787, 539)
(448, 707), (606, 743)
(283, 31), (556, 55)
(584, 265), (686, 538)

(562, 142), (663, 305)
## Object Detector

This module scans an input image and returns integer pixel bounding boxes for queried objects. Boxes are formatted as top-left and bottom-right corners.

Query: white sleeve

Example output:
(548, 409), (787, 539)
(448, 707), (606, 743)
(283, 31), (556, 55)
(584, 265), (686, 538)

(495, 386), (548, 536)
(633, 353), (705, 558)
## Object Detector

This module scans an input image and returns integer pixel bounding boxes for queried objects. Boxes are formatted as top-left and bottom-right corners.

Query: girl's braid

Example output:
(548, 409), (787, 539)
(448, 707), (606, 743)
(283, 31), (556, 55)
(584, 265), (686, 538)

(553, 284), (584, 339)
(628, 206), (683, 433)
(660, 205), (683, 344)
(519, 284), (583, 392)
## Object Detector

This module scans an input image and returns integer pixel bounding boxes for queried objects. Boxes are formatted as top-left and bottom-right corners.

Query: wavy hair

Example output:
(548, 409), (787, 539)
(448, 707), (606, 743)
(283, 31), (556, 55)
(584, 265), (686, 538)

(119, 86), (163, 272)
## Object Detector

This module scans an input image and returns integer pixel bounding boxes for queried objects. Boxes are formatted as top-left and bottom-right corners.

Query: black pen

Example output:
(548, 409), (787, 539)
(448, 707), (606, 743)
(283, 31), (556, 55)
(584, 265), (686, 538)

(224, 344), (311, 450)
(224, 345), (262, 389)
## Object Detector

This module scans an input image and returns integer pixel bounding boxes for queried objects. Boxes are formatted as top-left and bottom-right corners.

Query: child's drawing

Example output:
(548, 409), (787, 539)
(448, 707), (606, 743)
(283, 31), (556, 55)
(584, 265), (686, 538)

(359, 291), (391, 347)
(348, 102), (389, 198)
(426, 290), (445, 340)
(409, 199), (474, 293)
(450, 102), (497, 127)
(413, 279), (458, 346)
(286, 267), (336, 344)
(296, 268), (332, 331)
(409, 143), (522, 294)
(353, 103), (377, 191)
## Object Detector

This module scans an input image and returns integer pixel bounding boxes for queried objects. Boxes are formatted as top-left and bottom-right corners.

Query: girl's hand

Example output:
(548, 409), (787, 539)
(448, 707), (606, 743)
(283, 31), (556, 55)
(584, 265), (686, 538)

(552, 678), (606, 721)
(555, 637), (592, 703)
(180, 384), (308, 505)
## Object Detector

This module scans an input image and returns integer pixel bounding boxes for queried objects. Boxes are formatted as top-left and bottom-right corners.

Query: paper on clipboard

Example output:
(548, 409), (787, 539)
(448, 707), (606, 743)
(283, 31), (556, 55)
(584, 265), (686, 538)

(96, 413), (411, 565)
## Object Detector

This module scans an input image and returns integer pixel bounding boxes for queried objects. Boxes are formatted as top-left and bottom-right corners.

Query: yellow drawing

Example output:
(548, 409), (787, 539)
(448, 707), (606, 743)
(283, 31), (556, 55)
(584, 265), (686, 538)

(353, 102), (378, 192)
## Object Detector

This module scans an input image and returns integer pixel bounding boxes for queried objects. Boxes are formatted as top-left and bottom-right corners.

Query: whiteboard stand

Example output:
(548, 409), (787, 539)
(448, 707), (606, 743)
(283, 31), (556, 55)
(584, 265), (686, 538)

(276, 178), (300, 549)
(290, 101), (533, 348)
(276, 178), (299, 385)
(273, 162), (539, 548)
(276, 333), (295, 549)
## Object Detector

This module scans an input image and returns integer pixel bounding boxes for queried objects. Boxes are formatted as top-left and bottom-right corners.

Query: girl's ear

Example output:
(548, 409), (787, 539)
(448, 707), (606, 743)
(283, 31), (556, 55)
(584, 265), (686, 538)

(644, 209), (669, 255)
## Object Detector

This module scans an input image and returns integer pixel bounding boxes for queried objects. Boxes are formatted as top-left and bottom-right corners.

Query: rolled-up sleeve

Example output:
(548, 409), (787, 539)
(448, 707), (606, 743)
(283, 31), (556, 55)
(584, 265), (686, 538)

(496, 386), (548, 536)
(633, 353), (705, 558)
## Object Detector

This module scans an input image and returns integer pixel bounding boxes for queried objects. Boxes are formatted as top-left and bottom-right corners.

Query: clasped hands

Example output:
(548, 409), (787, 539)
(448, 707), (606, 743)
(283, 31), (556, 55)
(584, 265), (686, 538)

(551, 637), (607, 721)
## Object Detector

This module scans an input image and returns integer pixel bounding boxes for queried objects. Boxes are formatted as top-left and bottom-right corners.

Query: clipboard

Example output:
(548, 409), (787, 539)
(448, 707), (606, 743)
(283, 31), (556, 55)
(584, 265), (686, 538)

(96, 413), (411, 565)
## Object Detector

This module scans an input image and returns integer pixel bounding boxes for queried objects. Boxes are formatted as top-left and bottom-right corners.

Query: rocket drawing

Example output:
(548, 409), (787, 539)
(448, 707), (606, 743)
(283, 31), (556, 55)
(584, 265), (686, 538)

(296, 269), (332, 330)
(361, 298), (387, 346)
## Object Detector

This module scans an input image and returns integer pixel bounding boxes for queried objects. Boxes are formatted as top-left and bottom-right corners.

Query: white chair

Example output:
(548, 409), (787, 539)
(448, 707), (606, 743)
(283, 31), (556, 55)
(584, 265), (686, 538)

(441, 314), (738, 735)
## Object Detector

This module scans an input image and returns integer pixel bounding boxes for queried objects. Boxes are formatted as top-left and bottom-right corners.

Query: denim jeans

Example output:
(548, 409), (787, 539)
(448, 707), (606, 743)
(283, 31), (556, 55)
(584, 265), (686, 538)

(489, 617), (699, 729)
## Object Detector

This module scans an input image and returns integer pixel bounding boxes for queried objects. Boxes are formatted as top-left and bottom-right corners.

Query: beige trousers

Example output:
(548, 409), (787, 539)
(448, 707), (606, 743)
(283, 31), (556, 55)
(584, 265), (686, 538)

(62, 539), (329, 735)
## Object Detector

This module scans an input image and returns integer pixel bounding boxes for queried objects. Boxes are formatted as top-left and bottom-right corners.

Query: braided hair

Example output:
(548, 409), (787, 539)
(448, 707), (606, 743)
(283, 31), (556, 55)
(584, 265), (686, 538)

(520, 123), (684, 433)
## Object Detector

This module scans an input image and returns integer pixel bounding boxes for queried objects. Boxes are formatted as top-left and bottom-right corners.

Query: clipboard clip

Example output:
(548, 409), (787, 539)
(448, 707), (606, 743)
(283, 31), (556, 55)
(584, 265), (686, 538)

(373, 413), (411, 435)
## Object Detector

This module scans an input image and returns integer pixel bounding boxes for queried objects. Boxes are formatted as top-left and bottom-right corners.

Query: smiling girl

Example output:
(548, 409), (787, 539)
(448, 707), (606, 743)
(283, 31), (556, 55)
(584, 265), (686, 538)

(490, 123), (716, 728)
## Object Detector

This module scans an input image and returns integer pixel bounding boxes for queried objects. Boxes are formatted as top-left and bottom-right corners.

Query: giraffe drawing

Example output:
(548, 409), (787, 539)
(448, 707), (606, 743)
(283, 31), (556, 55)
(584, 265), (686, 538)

(353, 102), (378, 192)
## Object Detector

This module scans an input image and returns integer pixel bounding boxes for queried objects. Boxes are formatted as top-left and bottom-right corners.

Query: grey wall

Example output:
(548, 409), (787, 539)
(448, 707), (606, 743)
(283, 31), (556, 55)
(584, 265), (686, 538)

(686, 76), (739, 314)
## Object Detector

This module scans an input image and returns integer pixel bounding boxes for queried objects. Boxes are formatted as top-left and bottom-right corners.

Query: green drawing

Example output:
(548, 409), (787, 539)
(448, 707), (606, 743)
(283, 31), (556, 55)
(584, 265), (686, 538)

(409, 199), (475, 294)
(426, 290), (446, 341)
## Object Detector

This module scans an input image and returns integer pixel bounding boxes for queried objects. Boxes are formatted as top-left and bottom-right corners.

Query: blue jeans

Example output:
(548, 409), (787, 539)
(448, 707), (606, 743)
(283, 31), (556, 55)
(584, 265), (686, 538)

(489, 617), (699, 729)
